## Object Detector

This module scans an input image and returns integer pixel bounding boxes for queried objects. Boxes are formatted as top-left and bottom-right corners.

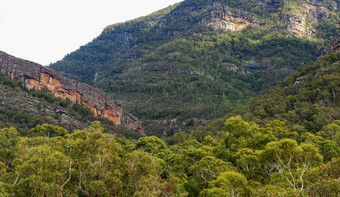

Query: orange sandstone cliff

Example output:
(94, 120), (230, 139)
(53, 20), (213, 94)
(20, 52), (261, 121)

(0, 51), (143, 134)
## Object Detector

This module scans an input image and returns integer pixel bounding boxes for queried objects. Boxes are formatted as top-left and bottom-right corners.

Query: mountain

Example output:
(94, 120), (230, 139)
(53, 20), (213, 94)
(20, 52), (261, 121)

(0, 51), (142, 137)
(0, 37), (338, 196)
(50, 0), (340, 135)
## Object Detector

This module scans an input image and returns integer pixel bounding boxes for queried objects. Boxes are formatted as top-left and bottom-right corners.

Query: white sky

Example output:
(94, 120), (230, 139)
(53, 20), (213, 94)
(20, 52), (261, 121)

(0, 0), (183, 65)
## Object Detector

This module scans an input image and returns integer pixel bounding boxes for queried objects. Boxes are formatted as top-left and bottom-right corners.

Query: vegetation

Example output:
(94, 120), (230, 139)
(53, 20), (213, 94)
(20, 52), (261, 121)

(1, 50), (339, 195)
(1, 0), (339, 196)
(50, 0), (339, 135)
(0, 116), (338, 196)
(233, 51), (340, 133)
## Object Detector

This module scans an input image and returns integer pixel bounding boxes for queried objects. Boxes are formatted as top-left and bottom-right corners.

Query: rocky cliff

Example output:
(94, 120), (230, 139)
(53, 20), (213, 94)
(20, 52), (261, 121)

(203, 5), (258, 31)
(284, 0), (338, 38)
(324, 34), (340, 54)
(0, 51), (143, 134)
(0, 79), (86, 131)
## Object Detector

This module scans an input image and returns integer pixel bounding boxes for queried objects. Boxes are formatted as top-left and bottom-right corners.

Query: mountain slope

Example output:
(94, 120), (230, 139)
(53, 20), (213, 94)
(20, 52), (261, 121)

(0, 74), (141, 138)
(0, 51), (142, 137)
(0, 74), (83, 133)
(192, 34), (340, 137)
(237, 35), (340, 132)
(50, 0), (340, 135)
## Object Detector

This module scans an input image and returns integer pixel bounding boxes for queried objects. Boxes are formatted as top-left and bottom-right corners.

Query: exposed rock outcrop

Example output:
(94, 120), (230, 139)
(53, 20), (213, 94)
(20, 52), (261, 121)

(0, 51), (143, 134)
(286, 12), (315, 38)
(0, 85), (86, 130)
(284, 1), (336, 38)
(202, 5), (258, 31)
(323, 34), (340, 54)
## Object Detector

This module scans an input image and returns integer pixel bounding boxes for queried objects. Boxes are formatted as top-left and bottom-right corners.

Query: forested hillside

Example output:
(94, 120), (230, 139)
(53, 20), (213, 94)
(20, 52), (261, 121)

(234, 37), (340, 133)
(50, 0), (340, 135)
(187, 35), (340, 150)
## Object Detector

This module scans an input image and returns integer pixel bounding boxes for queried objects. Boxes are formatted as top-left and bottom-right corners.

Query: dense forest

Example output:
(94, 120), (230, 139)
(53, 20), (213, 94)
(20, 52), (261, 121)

(0, 116), (338, 196)
(50, 0), (340, 135)
(0, 49), (339, 196)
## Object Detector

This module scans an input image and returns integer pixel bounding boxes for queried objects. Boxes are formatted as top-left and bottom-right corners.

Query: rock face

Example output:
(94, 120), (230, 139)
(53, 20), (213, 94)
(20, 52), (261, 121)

(324, 34), (340, 54)
(0, 51), (143, 134)
(284, 1), (336, 38)
(0, 84), (86, 130)
(202, 4), (258, 31)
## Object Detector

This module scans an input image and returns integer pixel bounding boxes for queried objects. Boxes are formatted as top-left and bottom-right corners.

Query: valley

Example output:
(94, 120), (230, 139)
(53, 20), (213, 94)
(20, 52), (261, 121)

(0, 0), (339, 196)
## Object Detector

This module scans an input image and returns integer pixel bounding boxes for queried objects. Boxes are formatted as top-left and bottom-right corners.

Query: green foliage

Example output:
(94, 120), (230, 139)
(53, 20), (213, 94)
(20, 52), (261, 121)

(187, 156), (235, 195)
(122, 150), (167, 196)
(13, 144), (69, 196)
(0, 128), (20, 169)
(29, 124), (68, 137)
(237, 52), (340, 132)
(200, 171), (252, 197)
(319, 120), (340, 144)
(0, 115), (338, 196)
(305, 157), (340, 197)
(135, 136), (167, 153)
(320, 140), (340, 161)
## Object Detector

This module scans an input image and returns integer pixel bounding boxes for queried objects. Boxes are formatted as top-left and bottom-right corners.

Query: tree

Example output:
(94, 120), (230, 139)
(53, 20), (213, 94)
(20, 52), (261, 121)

(266, 120), (296, 140)
(167, 173), (188, 197)
(233, 148), (267, 182)
(29, 124), (68, 138)
(12, 144), (70, 196)
(224, 116), (252, 138)
(166, 131), (192, 145)
(135, 136), (167, 154)
(121, 150), (166, 196)
(260, 139), (323, 194)
(200, 171), (252, 197)
(84, 121), (104, 133)
(135, 136), (172, 161)
(63, 129), (122, 196)
(305, 158), (340, 197)
(0, 127), (20, 170)
(223, 116), (277, 152)
(234, 148), (259, 173)
(319, 120), (340, 144)
(320, 140), (340, 161)
(187, 156), (235, 195)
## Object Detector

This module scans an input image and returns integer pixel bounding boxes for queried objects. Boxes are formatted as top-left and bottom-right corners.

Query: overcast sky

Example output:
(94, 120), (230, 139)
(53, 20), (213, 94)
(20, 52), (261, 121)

(0, 0), (183, 65)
